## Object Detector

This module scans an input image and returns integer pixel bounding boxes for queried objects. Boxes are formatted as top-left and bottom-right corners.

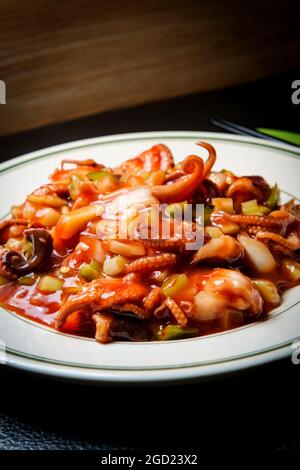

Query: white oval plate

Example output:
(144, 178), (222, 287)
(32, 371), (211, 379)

(1, 132), (300, 385)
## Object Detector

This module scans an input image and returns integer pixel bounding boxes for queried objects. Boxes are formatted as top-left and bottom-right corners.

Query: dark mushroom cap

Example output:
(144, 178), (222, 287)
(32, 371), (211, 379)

(2, 228), (53, 276)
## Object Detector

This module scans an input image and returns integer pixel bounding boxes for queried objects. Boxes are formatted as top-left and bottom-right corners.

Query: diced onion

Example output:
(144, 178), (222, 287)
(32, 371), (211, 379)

(107, 239), (145, 257)
(38, 275), (64, 293)
(80, 261), (101, 282)
(241, 199), (270, 216)
(238, 235), (277, 273)
(161, 274), (189, 299)
(205, 226), (223, 238)
(212, 198), (235, 214)
(36, 207), (61, 227)
(103, 255), (127, 276)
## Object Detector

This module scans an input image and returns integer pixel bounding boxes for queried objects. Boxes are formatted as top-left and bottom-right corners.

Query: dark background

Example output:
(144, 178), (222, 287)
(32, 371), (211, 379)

(0, 69), (300, 452)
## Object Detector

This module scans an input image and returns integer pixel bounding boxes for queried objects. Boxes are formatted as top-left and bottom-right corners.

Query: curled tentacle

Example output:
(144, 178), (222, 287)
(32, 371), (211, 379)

(164, 297), (188, 326)
(247, 176), (271, 201)
(93, 313), (113, 343)
(269, 210), (296, 235)
(165, 169), (185, 182)
(152, 155), (204, 203)
(124, 253), (177, 273)
(0, 250), (17, 280)
(256, 231), (299, 254)
(227, 176), (271, 212)
(227, 176), (271, 205)
(179, 300), (195, 316)
(1, 228), (53, 276)
(280, 199), (300, 220)
(197, 142), (217, 178)
(56, 278), (149, 327)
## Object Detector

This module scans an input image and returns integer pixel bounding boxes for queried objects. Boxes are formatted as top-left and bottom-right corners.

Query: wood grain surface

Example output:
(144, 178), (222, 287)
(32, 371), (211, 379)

(0, 0), (299, 136)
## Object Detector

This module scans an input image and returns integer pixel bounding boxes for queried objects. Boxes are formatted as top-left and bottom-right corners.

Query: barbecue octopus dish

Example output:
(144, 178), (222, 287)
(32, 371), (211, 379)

(0, 142), (299, 343)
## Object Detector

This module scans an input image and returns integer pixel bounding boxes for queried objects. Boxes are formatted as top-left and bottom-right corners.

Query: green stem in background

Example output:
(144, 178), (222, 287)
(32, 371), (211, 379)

(257, 128), (300, 146)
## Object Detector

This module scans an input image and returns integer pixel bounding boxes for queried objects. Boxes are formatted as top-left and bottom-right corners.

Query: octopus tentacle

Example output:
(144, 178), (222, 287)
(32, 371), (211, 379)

(197, 142), (217, 178)
(164, 297), (188, 326)
(122, 272), (141, 282)
(152, 155), (204, 203)
(280, 199), (300, 220)
(213, 211), (283, 230)
(270, 210), (296, 235)
(164, 169), (185, 182)
(179, 300), (195, 316)
(137, 238), (186, 250)
(92, 313), (113, 343)
(227, 176), (270, 204)
(132, 220), (206, 251)
(256, 231), (297, 253)
(56, 279), (149, 327)
(246, 225), (265, 235)
(109, 303), (148, 320)
(124, 253), (177, 273)
(143, 287), (162, 312)
(0, 250), (18, 280)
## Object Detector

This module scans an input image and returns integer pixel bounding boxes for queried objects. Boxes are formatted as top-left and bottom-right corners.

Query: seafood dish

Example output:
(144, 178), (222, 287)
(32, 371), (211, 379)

(0, 141), (299, 343)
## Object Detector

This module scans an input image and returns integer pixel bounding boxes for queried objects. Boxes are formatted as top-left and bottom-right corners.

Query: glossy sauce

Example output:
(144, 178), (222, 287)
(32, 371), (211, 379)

(0, 252), (297, 340)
